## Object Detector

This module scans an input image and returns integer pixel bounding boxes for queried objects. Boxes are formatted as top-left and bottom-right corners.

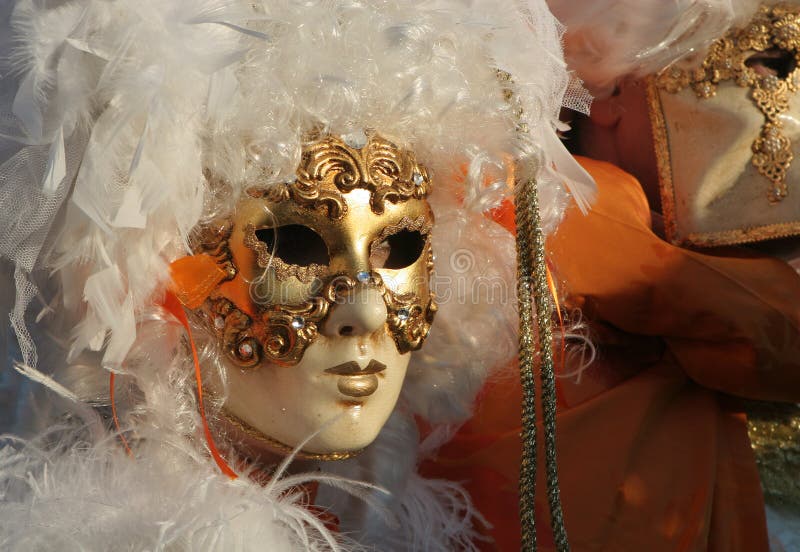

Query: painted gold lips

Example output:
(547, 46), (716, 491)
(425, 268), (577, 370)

(324, 359), (387, 398)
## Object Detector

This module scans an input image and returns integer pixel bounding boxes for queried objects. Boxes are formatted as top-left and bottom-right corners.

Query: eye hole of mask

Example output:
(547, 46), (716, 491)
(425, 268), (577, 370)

(370, 230), (427, 270)
(255, 225), (330, 266)
(745, 48), (797, 79)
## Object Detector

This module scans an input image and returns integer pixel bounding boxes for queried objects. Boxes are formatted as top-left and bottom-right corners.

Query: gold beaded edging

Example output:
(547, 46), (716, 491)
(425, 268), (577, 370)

(242, 222), (328, 283)
(645, 77), (681, 246)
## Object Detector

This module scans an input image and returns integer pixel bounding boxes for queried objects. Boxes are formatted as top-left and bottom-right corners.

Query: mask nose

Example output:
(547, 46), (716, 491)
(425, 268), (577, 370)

(322, 287), (388, 337)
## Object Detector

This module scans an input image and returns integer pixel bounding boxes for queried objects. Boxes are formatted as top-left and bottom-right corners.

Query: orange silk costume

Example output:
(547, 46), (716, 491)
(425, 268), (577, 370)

(422, 157), (800, 551)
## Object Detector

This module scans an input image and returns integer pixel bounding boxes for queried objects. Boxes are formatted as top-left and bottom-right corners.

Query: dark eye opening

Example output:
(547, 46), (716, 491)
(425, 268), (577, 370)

(745, 48), (797, 79)
(256, 225), (330, 266)
(370, 230), (426, 270)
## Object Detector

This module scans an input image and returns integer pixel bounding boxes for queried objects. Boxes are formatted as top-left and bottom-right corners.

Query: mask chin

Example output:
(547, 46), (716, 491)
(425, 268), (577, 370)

(215, 331), (411, 459)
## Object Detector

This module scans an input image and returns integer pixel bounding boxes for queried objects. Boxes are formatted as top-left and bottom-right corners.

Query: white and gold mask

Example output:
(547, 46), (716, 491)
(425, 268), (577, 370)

(177, 133), (437, 458)
(649, 3), (800, 246)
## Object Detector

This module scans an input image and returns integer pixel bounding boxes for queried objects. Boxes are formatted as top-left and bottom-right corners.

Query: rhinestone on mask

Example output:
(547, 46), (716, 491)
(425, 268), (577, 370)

(238, 341), (254, 359)
(291, 316), (305, 330)
(342, 129), (367, 149)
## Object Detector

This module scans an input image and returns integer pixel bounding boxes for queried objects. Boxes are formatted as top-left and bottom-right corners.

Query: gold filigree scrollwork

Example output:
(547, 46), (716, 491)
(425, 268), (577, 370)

(656, 4), (800, 202)
(202, 295), (330, 368)
(385, 290), (438, 354)
(364, 136), (431, 214)
(292, 133), (432, 218)
(260, 298), (328, 366)
(202, 267), (436, 367)
(242, 223), (327, 283)
(753, 122), (793, 186)
(206, 298), (260, 368)
(320, 270), (437, 354)
(190, 219), (237, 280)
(291, 138), (354, 219)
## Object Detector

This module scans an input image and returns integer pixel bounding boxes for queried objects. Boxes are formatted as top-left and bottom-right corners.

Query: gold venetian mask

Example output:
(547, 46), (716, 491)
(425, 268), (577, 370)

(192, 132), (437, 369)
(171, 132), (437, 457)
(649, 2), (800, 246)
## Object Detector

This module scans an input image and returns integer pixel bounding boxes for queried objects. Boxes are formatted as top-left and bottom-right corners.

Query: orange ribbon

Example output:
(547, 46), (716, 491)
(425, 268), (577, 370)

(162, 290), (238, 479)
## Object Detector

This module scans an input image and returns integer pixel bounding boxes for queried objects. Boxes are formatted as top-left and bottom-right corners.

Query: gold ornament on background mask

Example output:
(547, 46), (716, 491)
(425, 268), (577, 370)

(192, 132), (437, 369)
(647, 2), (800, 246)
(656, 3), (800, 203)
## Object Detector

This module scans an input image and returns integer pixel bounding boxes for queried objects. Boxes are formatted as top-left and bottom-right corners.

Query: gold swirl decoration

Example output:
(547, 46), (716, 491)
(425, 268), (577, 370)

(188, 215), (237, 281)
(290, 133), (431, 218)
(200, 270), (436, 368)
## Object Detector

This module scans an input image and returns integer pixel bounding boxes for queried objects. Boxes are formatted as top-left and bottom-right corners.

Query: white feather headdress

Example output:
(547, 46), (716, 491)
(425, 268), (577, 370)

(0, 0), (591, 549)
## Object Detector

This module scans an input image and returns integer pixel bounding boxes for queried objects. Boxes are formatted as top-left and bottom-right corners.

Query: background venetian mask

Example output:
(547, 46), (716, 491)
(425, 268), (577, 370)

(649, 3), (800, 246)
(192, 133), (437, 456)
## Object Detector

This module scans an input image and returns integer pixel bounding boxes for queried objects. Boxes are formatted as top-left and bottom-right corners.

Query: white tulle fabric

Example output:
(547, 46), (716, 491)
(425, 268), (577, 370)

(0, 0), (590, 549)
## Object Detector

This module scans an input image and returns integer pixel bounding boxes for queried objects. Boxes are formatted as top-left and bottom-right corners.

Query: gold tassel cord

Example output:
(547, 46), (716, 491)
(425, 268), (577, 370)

(515, 172), (539, 551)
(514, 173), (569, 551)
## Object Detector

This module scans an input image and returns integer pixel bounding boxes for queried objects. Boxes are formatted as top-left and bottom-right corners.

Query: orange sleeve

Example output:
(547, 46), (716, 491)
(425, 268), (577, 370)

(548, 157), (800, 402)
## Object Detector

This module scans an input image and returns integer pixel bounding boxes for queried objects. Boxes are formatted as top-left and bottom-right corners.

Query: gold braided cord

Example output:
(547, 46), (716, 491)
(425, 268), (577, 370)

(515, 173), (539, 551)
(514, 172), (570, 551)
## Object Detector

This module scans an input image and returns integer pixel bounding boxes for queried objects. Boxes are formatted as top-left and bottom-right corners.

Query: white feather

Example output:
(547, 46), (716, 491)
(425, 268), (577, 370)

(0, 426), (351, 551)
(41, 125), (66, 194)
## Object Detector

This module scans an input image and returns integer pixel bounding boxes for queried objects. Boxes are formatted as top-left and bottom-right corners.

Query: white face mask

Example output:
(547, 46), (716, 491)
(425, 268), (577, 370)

(648, 3), (800, 247)
(192, 133), (436, 459)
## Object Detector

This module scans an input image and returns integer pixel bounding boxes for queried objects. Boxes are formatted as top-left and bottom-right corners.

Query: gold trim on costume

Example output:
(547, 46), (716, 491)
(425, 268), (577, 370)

(746, 401), (800, 509)
(646, 77), (680, 244)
